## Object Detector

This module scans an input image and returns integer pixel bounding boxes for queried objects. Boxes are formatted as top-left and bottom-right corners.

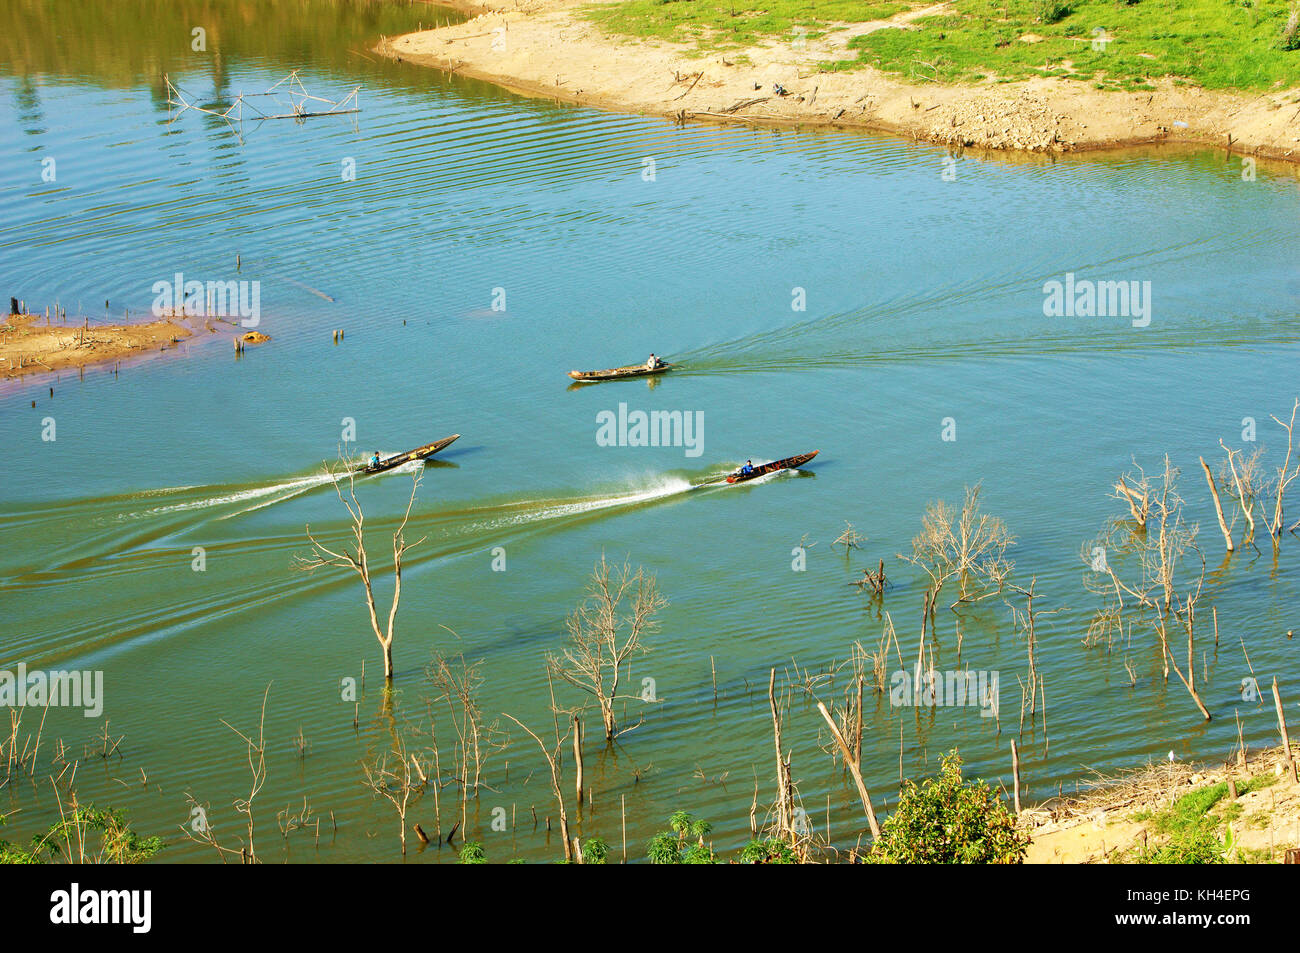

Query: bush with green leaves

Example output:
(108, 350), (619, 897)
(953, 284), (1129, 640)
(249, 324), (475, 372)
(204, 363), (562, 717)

(868, 752), (1029, 864)
(458, 841), (487, 864)
(739, 837), (798, 864)
(646, 811), (717, 864)
(580, 836), (609, 864)
(1037, 0), (1072, 23)
(1281, 3), (1300, 50)
(0, 807), (162, 864)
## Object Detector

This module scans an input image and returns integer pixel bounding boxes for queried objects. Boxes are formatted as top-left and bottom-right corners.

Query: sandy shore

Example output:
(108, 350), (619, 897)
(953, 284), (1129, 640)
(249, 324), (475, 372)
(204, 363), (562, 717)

(1024, 745), (1300, 863)
(387, 0), (1300, 162)
(0, 312), (196, 381)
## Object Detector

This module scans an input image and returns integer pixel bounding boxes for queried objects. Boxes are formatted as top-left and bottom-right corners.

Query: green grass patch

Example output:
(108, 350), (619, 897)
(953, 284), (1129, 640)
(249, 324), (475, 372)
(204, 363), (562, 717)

(834, 0), (1300, 90)
(585, 0), (915, 49)
(1129, 785), (1232, 863)
(587, 0), (1300, 92)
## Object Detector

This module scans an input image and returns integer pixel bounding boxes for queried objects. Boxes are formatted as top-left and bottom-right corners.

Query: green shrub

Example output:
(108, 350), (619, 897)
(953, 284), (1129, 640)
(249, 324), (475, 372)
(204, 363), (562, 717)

(1129, 782), (1237, 863)
(740, 837), (798, 864)
(1038, 0), (1073, 23)
(581, 837), (609, 865)
(1281, 4), (1300, 50)
(458, 841), (487, 864)
(0, 807), (162, 864)
(647, 812), (717, 864)
(868, 752), (1029, 864)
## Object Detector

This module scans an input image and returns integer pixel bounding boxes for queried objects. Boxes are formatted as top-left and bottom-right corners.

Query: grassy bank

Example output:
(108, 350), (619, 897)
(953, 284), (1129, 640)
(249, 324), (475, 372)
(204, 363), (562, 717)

(1026, 746), (1300, 863)
(585, 0), (1300, 92)
(586, 0), (913, 47)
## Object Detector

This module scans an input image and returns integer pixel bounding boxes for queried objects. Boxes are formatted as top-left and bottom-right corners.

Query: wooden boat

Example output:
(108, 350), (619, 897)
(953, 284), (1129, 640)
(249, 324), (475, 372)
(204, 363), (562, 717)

(568, 361), (674, 382)
(357, 434), (460, 475)
(726, 450), (819, 484)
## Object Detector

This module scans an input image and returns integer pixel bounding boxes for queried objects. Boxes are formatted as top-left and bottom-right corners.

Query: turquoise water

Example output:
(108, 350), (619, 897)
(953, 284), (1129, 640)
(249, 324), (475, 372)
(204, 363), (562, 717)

(2, 0), (1298, 862)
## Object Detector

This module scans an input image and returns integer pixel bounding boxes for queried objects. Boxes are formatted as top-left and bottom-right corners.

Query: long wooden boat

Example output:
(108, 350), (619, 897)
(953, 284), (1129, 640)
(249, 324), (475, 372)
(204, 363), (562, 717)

(726, 450), (819, 484)
(568, 361), (674, 382)
(357, 434), (460, 475)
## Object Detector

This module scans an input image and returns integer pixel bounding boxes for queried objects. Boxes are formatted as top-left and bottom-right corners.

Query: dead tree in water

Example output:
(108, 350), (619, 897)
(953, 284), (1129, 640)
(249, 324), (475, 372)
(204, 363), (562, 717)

(853, 559), (888, 595)
(1005, 576), (1064, 723)
(547, 555), (667, 740)
(1086, 456), (1192, 616)
(1217, 440), (1264, 550)
(426, 646), (504, 840)
(768, 669), (799, 850)
(1267, 398), (1300, 540)
(832, 521), (867, 552)
(184, 686), (271, 863)
(900, 484), (1014, 610)
(297, 464), (425, 680)
(503, 712), (574, 862)
(1200, 456), (1234, 554)
(361, 731), (426, 855)
(1113, 464), (1152, 530)
(1083, 457), (1211, 720)
(1157, 553), (1212, 721)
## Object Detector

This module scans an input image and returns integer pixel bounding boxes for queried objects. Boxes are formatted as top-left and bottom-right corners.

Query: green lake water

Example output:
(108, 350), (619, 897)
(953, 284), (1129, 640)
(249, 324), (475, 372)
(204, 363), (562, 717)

(2, 0), (1299, 862)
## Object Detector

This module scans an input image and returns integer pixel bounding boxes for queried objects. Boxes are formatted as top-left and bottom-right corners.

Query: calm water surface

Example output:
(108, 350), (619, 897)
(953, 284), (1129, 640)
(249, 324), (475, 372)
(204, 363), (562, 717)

(2, 0), (1299, 861)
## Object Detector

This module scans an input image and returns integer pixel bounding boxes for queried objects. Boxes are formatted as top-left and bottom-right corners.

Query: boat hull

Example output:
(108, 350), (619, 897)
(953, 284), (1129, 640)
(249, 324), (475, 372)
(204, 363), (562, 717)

(726, 450), (819, 484)
(568, 362), (673, 382)
(358, 434), (460, 475)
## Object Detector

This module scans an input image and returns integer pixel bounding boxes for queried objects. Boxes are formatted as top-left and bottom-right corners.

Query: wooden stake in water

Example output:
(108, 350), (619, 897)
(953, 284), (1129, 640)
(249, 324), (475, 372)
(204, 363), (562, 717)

(1010, 739), (1022, 815)
(1273, 678), (1297, 783)
(573, 714), (584, 808)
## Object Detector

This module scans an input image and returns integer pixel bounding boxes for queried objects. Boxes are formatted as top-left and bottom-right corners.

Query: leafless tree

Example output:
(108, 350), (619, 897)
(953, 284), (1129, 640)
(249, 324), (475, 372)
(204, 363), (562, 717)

(1156, 552), (1212, 721)
(502, 712), (574, 862)
(361, 730), (428, 855)
(1083, 458), (1210, 720)
(900, 484), (1014, 609)
(1086, 456), (1193, 615)
(1005, 577), (1064, 721)
(296, 462), (425, 680)
(1267, 398), (1300, 539)
(1218, 440), (1265, 549)
(546, 555), (667, 740)
(183, 686), (271, 863)
(426, 645), (505, 839)
(1112, 462), (1152, 530)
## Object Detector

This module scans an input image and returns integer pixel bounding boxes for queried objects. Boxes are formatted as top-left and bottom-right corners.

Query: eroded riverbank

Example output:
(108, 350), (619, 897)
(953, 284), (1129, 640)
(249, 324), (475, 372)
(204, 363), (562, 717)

(385, 0), (1300, 162)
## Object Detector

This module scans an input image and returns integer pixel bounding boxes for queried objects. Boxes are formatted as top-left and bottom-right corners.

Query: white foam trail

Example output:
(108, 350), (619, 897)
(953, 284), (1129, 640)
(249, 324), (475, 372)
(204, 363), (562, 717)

(474, 477), (697, 532)
(137, 474), (334, 517)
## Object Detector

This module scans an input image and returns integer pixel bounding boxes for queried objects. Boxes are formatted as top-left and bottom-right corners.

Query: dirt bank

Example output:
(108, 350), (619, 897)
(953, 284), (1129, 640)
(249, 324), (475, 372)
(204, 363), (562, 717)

(1024, 745), (1300, 863)
(0, 312), (196, 381)
(387, 0), (1300, 162)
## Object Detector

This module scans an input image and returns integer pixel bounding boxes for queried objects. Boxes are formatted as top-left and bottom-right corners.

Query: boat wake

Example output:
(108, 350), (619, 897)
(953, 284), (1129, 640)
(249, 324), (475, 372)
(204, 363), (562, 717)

(464, 476), (700, 533)
(128, 454), (424, 521)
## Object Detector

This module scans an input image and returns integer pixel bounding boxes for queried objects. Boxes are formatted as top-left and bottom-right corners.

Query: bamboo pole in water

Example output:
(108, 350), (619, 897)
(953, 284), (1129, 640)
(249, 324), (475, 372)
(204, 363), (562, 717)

(854, 674), (864, 770)
(573, 714), (584, 808)
(1011, 739), (1022, 815)
(1273, 678), (1297, 783)
(768, 669), (793, 840)
(815, 701), (881, 840)
(1200, 457), (1234, 553)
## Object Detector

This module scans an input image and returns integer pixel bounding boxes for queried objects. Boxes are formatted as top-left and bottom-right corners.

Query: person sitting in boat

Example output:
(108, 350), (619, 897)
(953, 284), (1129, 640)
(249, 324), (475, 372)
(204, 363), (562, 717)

(646, 353), (662, 370)
(740, 459), (754, 477)
(369, 451), (381, 469)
